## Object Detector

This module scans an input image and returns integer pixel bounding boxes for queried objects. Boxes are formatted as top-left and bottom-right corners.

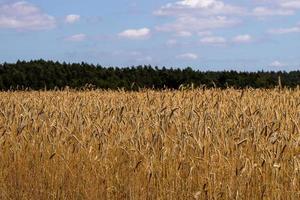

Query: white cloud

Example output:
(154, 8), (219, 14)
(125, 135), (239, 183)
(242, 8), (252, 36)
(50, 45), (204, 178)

(200, 36), (226, 45)
(279, 0), (300, 9)
(177, 53), (198, 60)
(269, 61), (286, 67)
(156, 16), (240, 33)
(252, 6), (294, 16)
(118, 28), (151, 40)
(136, 56), (153, 62)
(198, 31), (212, 36)
(154, 0), (242, 36)
(65, 34), (87, 42)
(166, 39), (178, 46)
(232, 34), (253, 43)
(176, 31), (192, 37)
(128, 51), (142, 56)
(269, 26), (300, 34)
(154, 0), (244, 16)
(154, 0), (300, 45)
(250, 0), (300, 18)
(65, 14), (80, 24)
(113, 50), (153, 63)
(0, 1), (56, 30)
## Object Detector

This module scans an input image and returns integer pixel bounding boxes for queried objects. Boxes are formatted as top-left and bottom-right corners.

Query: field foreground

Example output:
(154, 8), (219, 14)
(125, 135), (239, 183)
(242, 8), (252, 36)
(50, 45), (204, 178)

(1, 89), (300, 199)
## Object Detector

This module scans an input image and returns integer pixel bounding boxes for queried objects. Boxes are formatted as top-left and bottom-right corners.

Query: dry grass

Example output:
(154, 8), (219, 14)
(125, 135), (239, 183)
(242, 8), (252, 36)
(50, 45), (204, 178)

(0, 88), (300, 199)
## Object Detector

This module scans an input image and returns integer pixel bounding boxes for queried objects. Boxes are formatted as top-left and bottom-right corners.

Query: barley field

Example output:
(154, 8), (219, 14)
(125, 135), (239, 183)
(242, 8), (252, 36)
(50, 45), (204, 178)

(0, 89), (300, 199)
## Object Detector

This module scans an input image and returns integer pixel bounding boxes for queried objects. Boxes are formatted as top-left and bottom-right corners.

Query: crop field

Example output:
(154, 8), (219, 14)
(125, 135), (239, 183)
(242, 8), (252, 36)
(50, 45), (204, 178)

(0, 89), (300, 199)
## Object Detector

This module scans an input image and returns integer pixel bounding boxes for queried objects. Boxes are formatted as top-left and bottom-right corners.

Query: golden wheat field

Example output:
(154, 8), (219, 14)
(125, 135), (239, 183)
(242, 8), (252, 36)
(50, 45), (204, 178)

(0, 89), (300, 199)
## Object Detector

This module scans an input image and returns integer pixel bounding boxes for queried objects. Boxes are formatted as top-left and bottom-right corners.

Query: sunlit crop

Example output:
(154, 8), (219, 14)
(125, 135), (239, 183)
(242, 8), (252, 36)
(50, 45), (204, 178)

(0, 88), (300, 199)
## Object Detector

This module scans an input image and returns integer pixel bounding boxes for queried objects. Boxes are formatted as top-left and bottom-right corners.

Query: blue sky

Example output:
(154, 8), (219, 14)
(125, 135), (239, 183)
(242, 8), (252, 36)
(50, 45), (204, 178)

(0, 0), (299, 71)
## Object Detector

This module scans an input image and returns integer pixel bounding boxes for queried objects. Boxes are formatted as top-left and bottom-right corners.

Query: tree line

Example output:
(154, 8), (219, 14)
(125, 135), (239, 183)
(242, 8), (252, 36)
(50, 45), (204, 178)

(0, 59), (299, 90)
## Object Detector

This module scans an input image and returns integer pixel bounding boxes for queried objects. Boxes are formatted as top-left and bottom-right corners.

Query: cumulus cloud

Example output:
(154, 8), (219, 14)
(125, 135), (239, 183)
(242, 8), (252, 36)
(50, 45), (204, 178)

(250, 0), (300, 17)
(252, 6), (294, 16)
(118, 28), (151, 40)
(65, 14), (80, 24)
(154, 0), (244, 16)
(176, 31), (192, 37)
(136, 56), (153, 62)
(65, 34), (87, 42)
(166, 39), (178, 46)
(177, 53), (198, 60)
(113, 50), (153, 63)
(269, 26), (300, 34)
(232, 34), (253, 43)
(156, 16), (240, 33)
(198, 31), (212, 36)
(154, 0), (242, 36)
(0, 1), (56, 30)
(279, 0), (300, 9)
(269, 60), (286, 67)
(200, 36), (226, 45)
